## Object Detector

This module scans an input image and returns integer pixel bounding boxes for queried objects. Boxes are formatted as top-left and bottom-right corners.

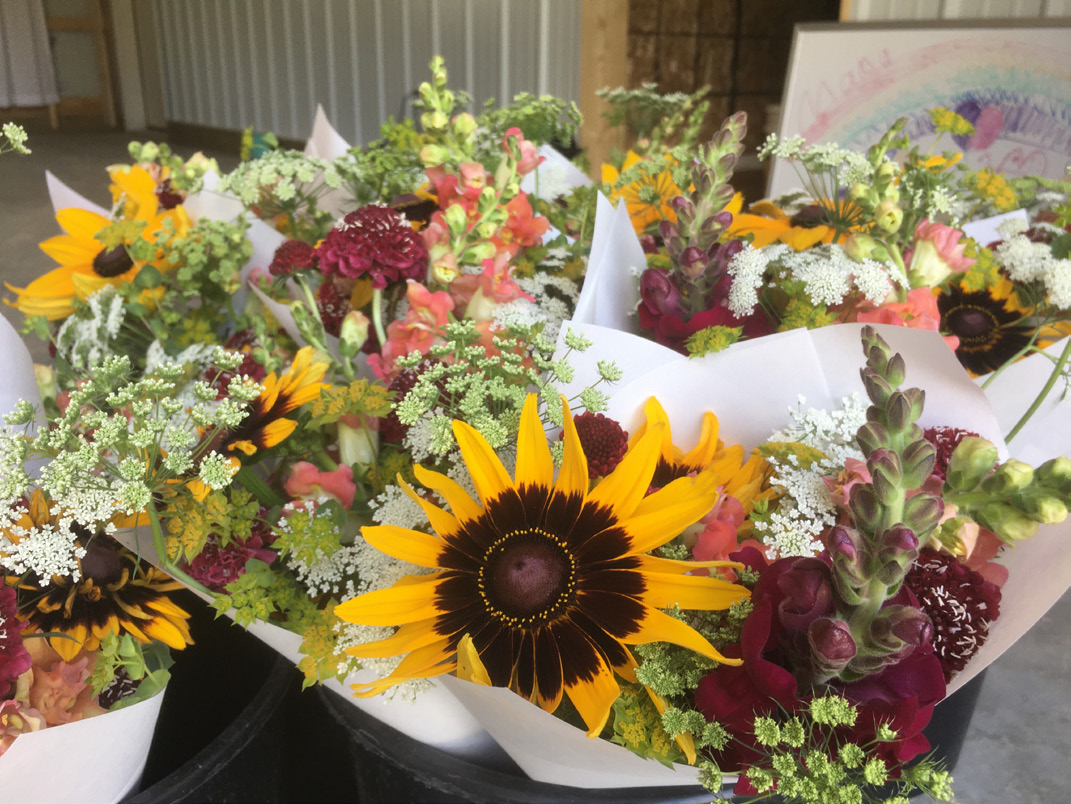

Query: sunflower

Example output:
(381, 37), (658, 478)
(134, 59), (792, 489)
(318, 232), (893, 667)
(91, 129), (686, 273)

(335, 395), (749, 737)
(937, 279), (1034, 376)
(630, 397), (770, 512)
(726, 199), (862, 250)
(13, 536), (192, 662)
(4, 165), (188, 321)
(222, 346), (329, 457)
(602, 151), (685, 235)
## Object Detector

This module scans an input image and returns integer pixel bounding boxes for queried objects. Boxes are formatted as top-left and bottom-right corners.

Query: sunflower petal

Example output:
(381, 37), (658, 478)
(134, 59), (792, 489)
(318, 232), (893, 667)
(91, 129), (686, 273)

(39, 234), (100, 267)
(456, 633), (492, 686)
(587, 421), (664, 519)
(621, 472), (721, 555)
(681, 411), (721, 471)
(398, 476), (460, 538)
(554, 397), (589, 498)
(514, 395), (553, 489)
(413, 464), (483, 523)
(621, 604), (742, 666)
(452, 419), (513, 505)
(334, 575), (444, 625)
(633, 559), (750, 610)
(360, 524), (444, 568)
(563, 658), (620, 738)
(142, 616), (191, 650)
(343, 618), (446, 659)
(55, 207), (110, 239)
(350, 638), (455, 696)
(51, 630), (85, 662)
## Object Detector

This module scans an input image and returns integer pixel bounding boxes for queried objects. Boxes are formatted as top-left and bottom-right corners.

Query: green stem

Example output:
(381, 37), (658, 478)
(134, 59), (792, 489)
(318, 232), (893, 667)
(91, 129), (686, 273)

(235, 465), (286, 507)
(371, 287), (388, 348)
(146, 502), (214, 596)
(1006, 335), (1071, 442)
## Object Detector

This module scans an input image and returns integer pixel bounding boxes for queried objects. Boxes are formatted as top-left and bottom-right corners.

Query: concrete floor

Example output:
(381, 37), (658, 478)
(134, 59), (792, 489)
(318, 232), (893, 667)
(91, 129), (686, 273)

(2, 129), (1068, 803)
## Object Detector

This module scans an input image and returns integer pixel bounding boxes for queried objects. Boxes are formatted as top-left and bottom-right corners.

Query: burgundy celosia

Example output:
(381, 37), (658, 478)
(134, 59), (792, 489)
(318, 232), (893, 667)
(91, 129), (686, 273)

(316, 279), (352, 337)
(316, 205), (428, 288)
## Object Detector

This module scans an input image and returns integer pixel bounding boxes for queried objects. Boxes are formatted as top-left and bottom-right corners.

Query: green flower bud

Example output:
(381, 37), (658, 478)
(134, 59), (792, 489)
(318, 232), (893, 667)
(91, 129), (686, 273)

(1019, 494), (1068, 525)
(981, 459), (1035, 495)
(338, 310), (370, 359)
(1036, 456), (1071, 496)
(849, 183), (876, 204)
(452, 112), (477, 140)
(873, 200), (903, 234)
(843, 233), (890, 263)
(977, 501), (1039, 542)
(945, 437), (999, 491)
(419, 143), (451, 167)
(443, 203), (469, 237)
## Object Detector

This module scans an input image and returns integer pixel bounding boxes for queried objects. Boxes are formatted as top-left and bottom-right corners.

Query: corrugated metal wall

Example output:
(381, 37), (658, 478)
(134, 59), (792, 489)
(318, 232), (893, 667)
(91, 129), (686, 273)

(152, 0), (581, 144)
(844, 0), (1071, 20)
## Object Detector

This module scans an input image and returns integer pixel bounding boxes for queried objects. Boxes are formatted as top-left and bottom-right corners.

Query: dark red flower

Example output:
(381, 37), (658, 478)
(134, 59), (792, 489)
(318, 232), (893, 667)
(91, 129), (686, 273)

(182, 519), (276, 593)
(317, 279), (352, 337)
(316, 205), (429, 288)
(569, 412), (628, 479)
(155, 179), (184, 211)
(270, 239), (318, 276)
(0, 584), (32, 697)
(904, 548), (1001, 682)
(923, 426), (980, 482)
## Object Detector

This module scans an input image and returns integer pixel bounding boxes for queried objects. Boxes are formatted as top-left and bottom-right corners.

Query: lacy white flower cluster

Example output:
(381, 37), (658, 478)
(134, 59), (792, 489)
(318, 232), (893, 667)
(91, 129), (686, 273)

(758, 134), (877, 189)
(754, 394), (867, 558)
(0, 350), (257, 581)
(54, 287), (126, 369)
(219, 149), (341, 204)
(727, 243), (905, 318)
(994, 217), (1071, 310)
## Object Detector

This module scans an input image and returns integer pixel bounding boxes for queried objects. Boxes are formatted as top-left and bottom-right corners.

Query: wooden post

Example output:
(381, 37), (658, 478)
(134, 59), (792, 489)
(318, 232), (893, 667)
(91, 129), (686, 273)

(578, 0), (630, 179)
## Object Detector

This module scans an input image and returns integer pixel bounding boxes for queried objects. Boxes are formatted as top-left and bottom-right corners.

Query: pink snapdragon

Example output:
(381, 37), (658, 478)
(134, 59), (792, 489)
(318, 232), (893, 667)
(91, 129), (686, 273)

(856, 287), (960, 351)
(285, 461), (357, 508)
(450, 252), (534, 321)
(368, 281), (454, 380)
(502, 127), (542, 175)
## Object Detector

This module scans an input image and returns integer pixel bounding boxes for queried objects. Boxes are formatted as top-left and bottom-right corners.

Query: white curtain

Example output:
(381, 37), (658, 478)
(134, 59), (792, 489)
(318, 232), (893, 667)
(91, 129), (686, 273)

(0, 0), (59, 107)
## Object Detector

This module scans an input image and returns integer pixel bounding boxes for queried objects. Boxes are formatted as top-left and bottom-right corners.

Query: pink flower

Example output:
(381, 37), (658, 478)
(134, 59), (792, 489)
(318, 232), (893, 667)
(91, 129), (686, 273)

(368, 281), (455, 380)
(21, 640), (105, 727)
(494, 194), (549, 256)
(457, 162), (490, 199)
(905, 219), (976, 287)
(183, 514), (277, 593)
(856, 287), (960, 351)
(823, 457), (872, 510)
(285, 461), (356, 508)
(451, 252), (535, 321)
(502, 127), (542, 175)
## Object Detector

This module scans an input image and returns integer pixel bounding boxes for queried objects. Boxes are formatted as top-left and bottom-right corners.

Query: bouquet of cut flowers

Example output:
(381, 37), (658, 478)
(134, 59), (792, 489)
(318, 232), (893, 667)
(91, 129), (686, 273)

(4, 64), (1071, 804)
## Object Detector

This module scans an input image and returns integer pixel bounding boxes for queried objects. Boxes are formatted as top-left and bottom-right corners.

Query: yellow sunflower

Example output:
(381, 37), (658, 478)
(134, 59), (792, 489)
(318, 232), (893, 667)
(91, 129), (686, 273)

(726, 199), (856, 250)
(335, 395), (749, 737)
(6, 492), (192, 661)
(5, 164), (188, 321)
(222, 346), (329, 457)
(630, 397), (770, 515)
(602, 151), (686, 235)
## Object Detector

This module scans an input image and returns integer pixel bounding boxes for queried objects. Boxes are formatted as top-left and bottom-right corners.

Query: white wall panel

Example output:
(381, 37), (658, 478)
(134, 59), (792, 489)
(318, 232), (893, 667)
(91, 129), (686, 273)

(154, 0), (582, 145)
(848, 0), (1067, 16)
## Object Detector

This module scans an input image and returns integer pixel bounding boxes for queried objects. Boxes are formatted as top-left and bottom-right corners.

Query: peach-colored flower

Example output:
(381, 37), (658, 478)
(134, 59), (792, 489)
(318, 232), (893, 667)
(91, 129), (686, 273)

(822, 457), (872, 511)
(905, 219), (976, 288)
(450, 252), (534, 321)
(0, 699), (47, 755)
(494, 194), (549, 257)
(20, 640), (105, 727)
(368, 281), (455, 380)
(503, 127), (542, 175)
(285, 461), (357, 508)
(856, 287), (961, 352)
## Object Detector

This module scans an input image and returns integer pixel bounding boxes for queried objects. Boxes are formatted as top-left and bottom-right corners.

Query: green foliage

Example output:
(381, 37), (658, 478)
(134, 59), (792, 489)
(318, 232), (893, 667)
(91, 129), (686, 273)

(87, 632), (174, 710)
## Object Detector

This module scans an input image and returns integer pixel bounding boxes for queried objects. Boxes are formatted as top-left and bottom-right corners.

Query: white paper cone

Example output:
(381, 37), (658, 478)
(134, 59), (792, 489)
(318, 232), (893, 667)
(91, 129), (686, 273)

(45, 171), (109, 218)
(0, 691), (165, 804)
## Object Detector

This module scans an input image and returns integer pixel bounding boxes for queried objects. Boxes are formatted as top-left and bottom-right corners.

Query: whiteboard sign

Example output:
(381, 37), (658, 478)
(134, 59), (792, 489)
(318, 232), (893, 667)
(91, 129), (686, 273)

(768, 21), (1071, 199)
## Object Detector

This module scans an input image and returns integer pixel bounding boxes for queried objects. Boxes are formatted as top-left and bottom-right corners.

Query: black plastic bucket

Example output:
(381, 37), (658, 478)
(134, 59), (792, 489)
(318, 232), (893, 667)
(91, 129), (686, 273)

(318, 670), (986, 804)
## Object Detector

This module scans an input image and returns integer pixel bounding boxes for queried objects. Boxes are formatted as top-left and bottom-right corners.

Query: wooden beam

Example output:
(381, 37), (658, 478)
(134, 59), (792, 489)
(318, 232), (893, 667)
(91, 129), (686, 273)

(578, 0), (630, 179)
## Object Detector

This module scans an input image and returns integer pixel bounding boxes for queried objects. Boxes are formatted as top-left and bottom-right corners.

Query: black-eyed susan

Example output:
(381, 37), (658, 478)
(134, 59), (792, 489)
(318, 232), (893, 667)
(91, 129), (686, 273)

(222, 346), (329, 457)
(727, 200), (861, 250)
(937, 279), (1034, 376)
(335, 395), (749, 737)
(4, 165), (188, 321)
(631, 397), (770, 511)
(13, 537), (192, 662)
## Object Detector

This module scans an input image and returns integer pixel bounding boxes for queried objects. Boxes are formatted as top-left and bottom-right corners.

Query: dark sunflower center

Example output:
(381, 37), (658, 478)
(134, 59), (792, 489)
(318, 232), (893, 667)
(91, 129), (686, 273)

(80, 539), (123, 585)
(482, 527), (575, 627)
(92, 245), (134, 278)
(945, 304), (997, 344)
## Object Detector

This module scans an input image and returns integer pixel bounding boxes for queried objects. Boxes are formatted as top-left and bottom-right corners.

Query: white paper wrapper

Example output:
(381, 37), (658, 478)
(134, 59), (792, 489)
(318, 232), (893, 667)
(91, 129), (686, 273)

(0, 315), (42, 421)
(520, 144), (591, 201)
(45, 170), (109, 218)
(571, 194), (645, 334)
(961, 209), (1029, 249)
(302, 105), (351, 220)
(109, 528), (495, 760)
(0, 690), (165, 804)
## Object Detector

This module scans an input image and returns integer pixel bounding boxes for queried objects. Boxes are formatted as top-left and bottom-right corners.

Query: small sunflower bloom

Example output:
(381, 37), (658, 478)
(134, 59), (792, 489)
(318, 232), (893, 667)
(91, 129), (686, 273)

(336, 395), (749, 737)
(222, 346), (329, 456)
(602, 151), (685, 235)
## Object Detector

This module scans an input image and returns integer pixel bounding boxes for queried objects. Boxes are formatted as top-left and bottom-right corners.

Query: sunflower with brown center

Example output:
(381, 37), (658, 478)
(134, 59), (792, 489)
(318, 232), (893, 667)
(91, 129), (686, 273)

(13, 536), (192, 662)
(4, 164), (189, 321)
(937, 279), (1034, 376)
(335, 395), (750, 737)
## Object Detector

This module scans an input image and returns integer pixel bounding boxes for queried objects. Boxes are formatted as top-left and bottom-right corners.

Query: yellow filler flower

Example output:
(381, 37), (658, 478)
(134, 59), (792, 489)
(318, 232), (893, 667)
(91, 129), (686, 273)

(335, 395), (749, 737)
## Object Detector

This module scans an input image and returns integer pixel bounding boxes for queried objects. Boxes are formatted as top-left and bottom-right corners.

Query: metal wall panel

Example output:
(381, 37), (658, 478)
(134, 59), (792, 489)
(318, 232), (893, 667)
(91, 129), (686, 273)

(848, 0), (1067, 17)
(154, 0), (582, 145)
